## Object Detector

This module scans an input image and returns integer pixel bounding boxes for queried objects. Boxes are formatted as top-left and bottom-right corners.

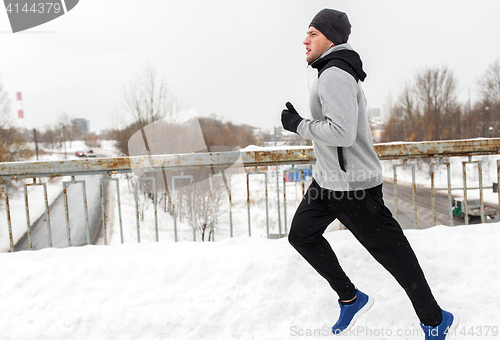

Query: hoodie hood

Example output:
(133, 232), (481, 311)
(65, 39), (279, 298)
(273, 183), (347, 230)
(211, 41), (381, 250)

(310, 43), (367, 82)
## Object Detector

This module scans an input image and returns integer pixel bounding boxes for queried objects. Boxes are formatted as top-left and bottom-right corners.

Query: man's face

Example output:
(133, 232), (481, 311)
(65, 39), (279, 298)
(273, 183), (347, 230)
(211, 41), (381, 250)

(303, 26), (333, 63)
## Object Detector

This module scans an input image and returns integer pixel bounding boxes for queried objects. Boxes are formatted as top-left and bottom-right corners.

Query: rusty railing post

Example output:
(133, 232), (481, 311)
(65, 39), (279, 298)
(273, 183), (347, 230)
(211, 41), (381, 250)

(62, 176), (91, 246)
(134, 177), (158, 243)
(283, 169), (305, 236)
(171, 174), (194, 242)
(0, 185), (14, 252)
(246, 168), (269, 238)
(498, 159), (500, 218)
(393, 160), (417, 229)
(100, 176), (123, 245)
(430, 159), (453, 226)
(24, 179), (52, 249)
(227, 174), (233, 238)
(462, 157), (485, 225)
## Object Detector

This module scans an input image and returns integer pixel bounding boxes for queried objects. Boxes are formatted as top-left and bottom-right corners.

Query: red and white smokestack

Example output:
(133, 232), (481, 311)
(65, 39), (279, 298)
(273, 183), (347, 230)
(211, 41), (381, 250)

(16, 92), (24, 119)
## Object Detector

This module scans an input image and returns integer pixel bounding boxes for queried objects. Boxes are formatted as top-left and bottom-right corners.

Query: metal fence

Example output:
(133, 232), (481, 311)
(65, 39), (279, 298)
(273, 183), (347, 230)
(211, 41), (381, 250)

(1, 138), (499, 252)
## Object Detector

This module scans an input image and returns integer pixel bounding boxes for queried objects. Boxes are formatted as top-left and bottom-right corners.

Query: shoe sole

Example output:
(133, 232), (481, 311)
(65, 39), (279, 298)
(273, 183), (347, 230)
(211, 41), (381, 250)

(334, 296), (374, 336)
(445, 314), (460, 340)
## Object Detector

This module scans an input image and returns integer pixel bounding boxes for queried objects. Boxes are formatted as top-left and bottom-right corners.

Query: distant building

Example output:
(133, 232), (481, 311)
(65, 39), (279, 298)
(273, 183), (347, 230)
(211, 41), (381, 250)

(72, 118), (90, 134)
(368, 108), (385, 143)
(371, 129), (384, 143)
(368, 108), (384, 125)
(257, 126), (310, 147)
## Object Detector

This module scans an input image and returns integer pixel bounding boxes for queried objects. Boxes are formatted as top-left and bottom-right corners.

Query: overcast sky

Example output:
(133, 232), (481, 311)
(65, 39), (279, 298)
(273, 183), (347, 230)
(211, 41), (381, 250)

(1, 0), (500, 133)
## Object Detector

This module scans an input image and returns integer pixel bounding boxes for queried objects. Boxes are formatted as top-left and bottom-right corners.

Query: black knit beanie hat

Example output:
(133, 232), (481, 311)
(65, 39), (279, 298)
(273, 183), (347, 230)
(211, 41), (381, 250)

(309, 9), (351, 45)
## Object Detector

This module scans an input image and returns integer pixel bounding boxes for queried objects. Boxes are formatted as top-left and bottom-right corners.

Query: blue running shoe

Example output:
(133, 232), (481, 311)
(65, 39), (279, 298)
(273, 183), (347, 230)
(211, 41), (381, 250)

(420, 310), (459, 340)
(332, 289), (374, 335)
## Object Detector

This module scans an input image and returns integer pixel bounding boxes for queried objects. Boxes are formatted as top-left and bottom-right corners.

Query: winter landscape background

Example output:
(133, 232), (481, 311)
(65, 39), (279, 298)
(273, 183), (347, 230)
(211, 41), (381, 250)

(0, 142), (499, 339)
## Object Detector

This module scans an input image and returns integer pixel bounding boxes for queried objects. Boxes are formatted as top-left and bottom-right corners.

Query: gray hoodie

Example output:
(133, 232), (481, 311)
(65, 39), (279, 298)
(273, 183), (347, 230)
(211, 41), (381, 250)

(297, 43), (382, 191)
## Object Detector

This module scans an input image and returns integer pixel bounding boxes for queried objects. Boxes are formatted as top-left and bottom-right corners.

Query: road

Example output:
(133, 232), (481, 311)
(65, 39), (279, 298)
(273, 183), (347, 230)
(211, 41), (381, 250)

(14, 174), (105, 251)
(381, 180), (498, 229)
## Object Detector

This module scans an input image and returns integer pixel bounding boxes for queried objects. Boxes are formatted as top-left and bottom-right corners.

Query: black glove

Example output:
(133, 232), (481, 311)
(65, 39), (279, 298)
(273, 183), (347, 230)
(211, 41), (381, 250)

(281, 102), (303, 134)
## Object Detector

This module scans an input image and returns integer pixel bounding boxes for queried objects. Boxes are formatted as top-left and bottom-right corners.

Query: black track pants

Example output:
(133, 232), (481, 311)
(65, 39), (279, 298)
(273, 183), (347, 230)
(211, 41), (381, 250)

(288, 180), (442, 326)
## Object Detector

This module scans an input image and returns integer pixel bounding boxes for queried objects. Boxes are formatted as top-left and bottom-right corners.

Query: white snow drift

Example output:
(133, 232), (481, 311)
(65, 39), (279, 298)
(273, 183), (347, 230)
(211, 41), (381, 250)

(0, 223), (498, 340)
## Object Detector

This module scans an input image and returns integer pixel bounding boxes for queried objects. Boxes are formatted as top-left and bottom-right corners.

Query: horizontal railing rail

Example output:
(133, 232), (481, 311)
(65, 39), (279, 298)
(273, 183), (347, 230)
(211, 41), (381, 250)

(1, 138), (499, 179)
(0, 138), (499, 252)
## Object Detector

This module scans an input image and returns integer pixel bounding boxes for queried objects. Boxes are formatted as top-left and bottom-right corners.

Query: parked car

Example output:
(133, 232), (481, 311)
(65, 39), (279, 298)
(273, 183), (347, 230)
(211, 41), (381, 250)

(452, 197), (498, 219)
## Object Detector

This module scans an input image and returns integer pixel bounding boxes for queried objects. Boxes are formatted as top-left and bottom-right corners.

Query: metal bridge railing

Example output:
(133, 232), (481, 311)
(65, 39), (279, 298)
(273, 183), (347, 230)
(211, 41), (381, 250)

(0, 138), (499, 252)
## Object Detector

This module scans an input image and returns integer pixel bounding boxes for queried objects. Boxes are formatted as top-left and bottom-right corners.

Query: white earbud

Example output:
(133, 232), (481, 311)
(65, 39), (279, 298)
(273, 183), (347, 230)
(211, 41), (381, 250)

(324, 42), (334, 54)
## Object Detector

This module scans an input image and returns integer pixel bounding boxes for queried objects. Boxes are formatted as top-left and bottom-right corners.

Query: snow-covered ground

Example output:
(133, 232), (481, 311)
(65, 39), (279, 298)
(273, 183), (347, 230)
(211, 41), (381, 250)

(0, 223), (498, 340)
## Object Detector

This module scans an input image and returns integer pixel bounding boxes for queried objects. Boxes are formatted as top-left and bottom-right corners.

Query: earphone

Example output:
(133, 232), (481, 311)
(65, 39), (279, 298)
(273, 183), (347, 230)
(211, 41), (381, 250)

(326, 42), (334, 53)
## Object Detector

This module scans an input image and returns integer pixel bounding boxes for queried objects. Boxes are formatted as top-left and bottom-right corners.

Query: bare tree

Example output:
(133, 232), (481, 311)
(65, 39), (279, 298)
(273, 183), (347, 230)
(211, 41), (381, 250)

(175, 173), (228, 241)
(110, 64), (182, 156)
(112, 64), (184, 216)
(0, 76), (11, 129)
(121, 64), (180, 128)
(469, 99), (498, 138)
(39, 126), (60, 149)
(56, 112), (75, 148)
(0, 128), (33, 163)
(415, 66), (459, 141)
(392, 81), (424, 141)
(477, 60), (500, 137)
(399, 81), (420, 132)
(0, 77), (32, 162)
(383, 66), (459, 141)
(477, 59), (500, 105)
(0, 77), (33, 200)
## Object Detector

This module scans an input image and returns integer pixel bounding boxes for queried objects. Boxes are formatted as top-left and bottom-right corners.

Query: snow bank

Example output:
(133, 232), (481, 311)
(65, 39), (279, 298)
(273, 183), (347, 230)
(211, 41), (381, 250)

(1, 224), (498, 339)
